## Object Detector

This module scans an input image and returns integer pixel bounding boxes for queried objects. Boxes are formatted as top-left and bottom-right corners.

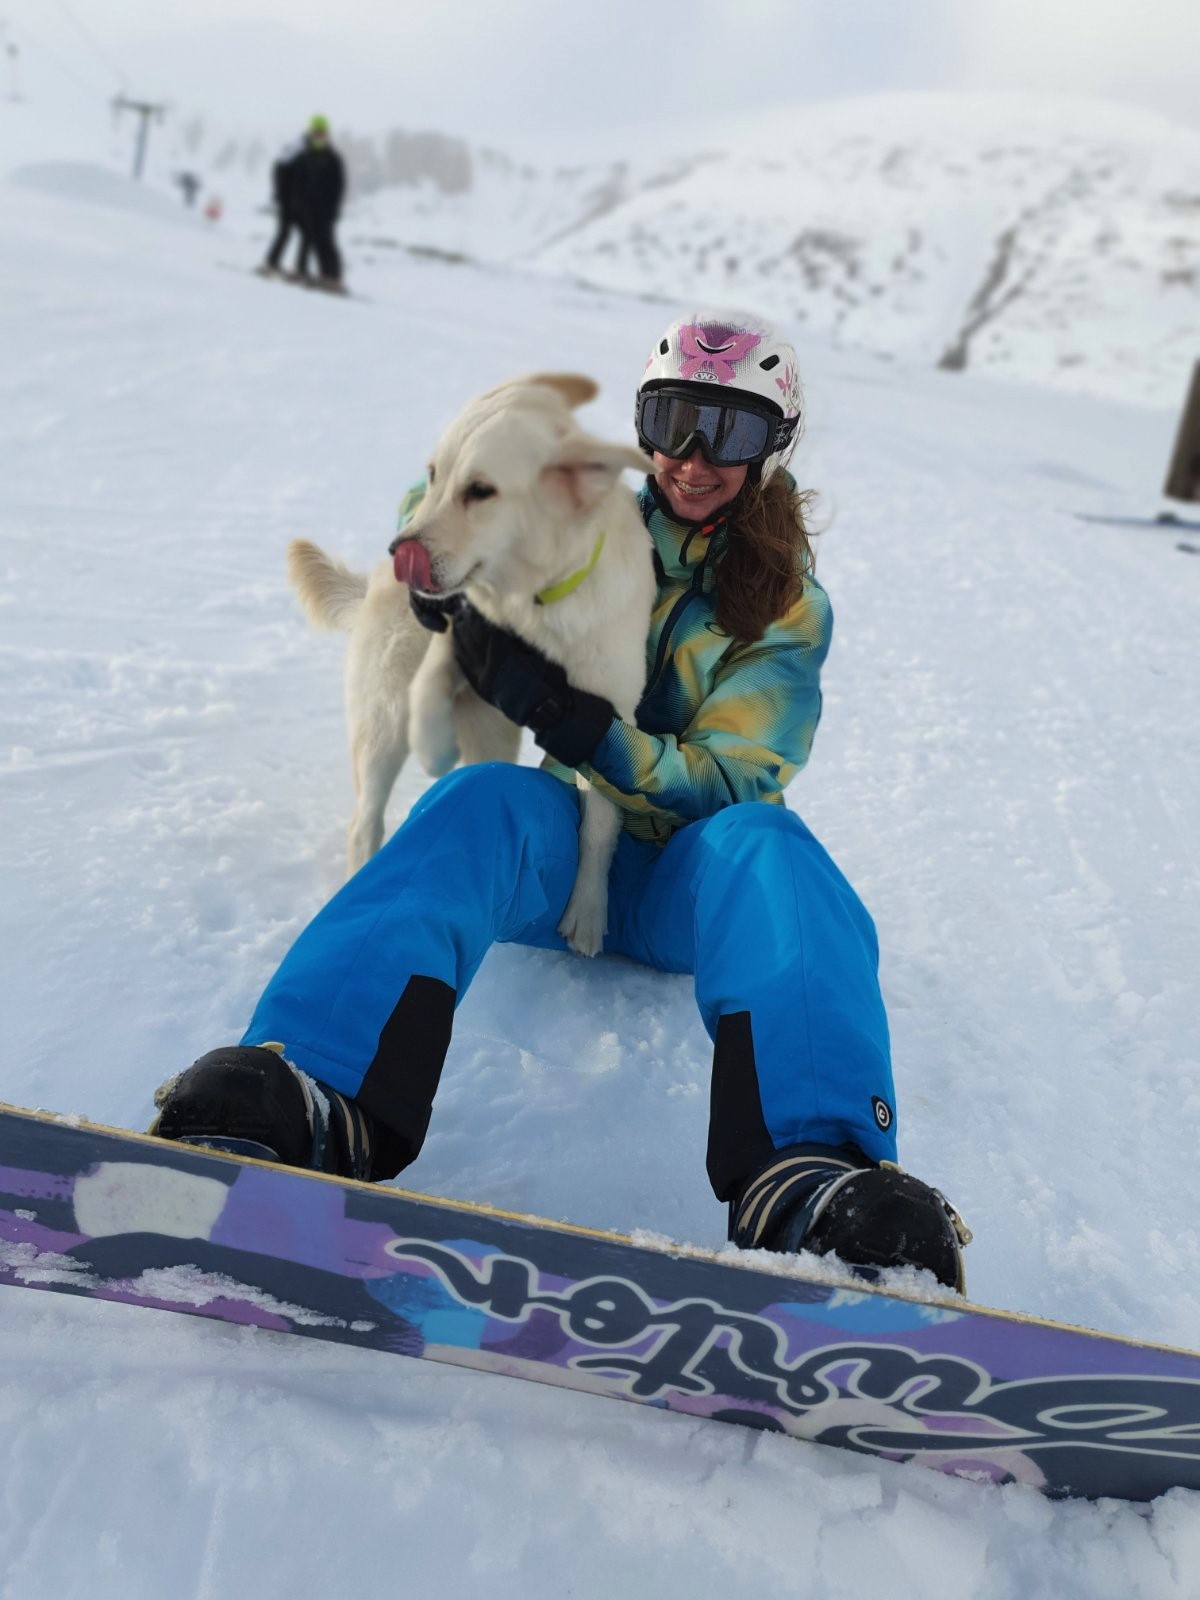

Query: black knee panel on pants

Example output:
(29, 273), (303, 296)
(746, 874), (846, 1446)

(707, 1010), (774, 1203)
(357, 974), (456, 1176)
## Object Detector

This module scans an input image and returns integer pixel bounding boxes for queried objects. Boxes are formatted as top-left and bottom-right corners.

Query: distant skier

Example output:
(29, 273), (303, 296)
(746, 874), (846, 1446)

(259, 134), (310, 281)
(293, 114), (346, 293)
(260, 116), (346, 291)
(152, 311), (970, 1291)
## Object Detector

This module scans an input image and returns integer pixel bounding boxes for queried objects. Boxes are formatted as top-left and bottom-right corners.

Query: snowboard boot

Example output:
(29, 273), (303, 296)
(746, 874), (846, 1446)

(150, 1044), (395, 1181)
(730, 1145), (971, 1293)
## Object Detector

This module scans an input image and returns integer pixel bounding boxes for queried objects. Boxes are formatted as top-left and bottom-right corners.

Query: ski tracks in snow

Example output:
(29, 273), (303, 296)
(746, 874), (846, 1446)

(3, 170), (1200, 1600)
(803, 386), (1199, 1340)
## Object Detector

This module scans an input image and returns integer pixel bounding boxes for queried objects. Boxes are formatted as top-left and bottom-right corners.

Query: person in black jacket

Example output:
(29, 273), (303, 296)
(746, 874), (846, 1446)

(293, 115), (346, 291)
(259, 117), (346, 289)
(260, 135), (311, 279)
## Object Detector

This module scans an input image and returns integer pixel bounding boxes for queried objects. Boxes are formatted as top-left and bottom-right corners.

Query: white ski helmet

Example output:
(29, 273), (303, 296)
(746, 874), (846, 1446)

(636, 309), (803, 483)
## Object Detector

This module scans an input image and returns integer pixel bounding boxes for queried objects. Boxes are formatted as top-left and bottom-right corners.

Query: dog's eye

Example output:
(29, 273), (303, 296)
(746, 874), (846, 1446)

(463, 481), (497, 503)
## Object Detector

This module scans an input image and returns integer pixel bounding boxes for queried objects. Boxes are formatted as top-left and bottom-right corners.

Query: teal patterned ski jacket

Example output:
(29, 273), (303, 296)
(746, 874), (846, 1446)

(395, 476), (833, 844)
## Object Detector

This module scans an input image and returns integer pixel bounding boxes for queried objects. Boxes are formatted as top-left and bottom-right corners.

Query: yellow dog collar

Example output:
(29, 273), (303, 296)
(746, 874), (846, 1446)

(534, 530), (606, 606)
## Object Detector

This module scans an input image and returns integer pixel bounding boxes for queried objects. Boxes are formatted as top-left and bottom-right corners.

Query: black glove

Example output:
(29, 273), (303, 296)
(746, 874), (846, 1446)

(450, 603), (616, 768)
(389, 529), (462, 633)
(407, 587), (461, 633)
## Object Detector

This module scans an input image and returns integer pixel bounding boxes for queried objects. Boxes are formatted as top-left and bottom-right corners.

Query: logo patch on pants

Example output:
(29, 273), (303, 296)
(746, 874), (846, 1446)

(871, 1096), (893, 1132)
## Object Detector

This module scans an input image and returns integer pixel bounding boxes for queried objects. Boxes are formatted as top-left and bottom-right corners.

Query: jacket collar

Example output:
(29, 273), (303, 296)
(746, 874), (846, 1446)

(639, 479), (729, 584)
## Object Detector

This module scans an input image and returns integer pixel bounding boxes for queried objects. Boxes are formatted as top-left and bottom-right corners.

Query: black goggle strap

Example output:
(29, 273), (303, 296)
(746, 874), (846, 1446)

(770, 412), (799, 450)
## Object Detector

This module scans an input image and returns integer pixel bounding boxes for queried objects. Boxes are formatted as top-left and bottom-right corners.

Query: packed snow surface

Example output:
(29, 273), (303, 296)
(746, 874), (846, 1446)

(1, 155), (1199, 1598)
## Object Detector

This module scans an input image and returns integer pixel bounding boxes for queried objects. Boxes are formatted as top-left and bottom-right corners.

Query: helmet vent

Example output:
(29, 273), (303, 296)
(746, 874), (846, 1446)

(759, 354), (780, 370)
(659, 339), (669, 354)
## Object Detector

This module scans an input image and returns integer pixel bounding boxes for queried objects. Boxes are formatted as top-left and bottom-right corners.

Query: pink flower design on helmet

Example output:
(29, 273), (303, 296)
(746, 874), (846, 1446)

(678, 323), (762, 384)
(775, 363), (799, 415)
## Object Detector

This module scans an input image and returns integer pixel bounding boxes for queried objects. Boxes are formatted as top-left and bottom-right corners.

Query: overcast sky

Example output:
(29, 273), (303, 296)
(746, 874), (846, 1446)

(8, 0), (1200, 144)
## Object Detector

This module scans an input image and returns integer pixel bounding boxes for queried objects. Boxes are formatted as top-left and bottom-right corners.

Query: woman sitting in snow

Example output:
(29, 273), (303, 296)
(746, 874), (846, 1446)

(152, 310), (970, 1292)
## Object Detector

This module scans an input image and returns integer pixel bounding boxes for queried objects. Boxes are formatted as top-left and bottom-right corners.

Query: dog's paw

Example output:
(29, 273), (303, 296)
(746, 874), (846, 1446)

(558, 892), (606, 958)
(418, 743), (460, 778)
(411, 722), (460, 778)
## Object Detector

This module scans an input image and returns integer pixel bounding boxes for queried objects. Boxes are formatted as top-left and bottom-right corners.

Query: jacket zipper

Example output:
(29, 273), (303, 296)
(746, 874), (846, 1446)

(641, 555), (709, 707)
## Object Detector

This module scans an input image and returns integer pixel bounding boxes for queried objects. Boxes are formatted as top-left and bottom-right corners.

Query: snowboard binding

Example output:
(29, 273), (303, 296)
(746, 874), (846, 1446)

(731, 1145), (971, 1293)
(151, 1044), (378, 1181)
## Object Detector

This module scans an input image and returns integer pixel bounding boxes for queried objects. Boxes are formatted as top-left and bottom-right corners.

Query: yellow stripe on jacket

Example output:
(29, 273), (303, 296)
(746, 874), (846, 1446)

(550, 481), (832, 842)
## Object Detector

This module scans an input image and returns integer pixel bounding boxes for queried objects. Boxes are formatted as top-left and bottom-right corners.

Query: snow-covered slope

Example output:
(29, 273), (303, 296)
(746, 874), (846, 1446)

(308, 92), (1200, 407)
(10, 84), (1200, 406)
(527, 94), (1200, 407)
(11, 84), (1198, 407)
(1, 161), (1199, 1596)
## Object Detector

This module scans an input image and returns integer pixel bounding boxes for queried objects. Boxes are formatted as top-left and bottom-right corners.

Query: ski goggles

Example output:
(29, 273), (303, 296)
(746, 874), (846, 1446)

(635, 385), (798, 467)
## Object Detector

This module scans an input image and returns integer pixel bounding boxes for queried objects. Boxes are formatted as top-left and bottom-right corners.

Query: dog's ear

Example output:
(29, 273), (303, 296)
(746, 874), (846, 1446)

(518, 373), (598, 409)
(542, 434), (649, 510)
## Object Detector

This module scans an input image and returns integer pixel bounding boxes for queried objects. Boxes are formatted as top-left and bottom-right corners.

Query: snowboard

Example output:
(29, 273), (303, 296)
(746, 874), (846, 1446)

(1074, 510), (1200, 552)
(1075, 512), (1200, 529)
(2, 1102), (1198, 1505)
(217, 263), (368, 302)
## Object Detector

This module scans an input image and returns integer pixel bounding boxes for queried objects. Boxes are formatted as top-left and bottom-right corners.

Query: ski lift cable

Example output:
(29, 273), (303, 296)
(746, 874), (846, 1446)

(2, 12), (112, 101)
(47, 0), (129, 89)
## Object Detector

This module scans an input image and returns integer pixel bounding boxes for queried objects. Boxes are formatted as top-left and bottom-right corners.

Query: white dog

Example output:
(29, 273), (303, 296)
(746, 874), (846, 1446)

(286, 547), (521, 875)
(289, 373), (655, 957)
(394, 372), (654, 956)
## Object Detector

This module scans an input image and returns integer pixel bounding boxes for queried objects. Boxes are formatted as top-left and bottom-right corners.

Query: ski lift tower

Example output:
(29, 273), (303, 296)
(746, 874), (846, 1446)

(112, 93), (166, 181)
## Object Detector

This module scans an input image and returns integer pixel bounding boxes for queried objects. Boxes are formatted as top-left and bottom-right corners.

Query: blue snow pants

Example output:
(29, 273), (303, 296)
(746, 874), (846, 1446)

(243, 764), (898, 1201)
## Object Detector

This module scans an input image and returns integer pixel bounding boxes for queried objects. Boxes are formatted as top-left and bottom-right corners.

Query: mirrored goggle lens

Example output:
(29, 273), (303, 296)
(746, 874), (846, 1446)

(640, 393), (772, 465)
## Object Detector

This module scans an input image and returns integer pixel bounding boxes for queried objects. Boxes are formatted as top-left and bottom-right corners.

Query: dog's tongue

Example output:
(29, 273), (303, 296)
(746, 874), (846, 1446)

(392, 539), (434, 592)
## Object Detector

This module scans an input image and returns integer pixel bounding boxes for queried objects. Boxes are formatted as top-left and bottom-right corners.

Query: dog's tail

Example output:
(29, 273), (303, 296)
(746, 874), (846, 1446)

(287, 539), (369, 632)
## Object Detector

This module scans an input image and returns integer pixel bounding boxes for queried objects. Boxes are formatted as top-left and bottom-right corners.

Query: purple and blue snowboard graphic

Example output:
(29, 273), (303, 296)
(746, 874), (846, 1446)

(1, 1104), (1198, 1503)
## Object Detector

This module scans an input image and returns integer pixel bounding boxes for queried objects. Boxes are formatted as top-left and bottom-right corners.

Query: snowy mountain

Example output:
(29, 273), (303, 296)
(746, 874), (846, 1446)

(522, 96), (1200, 405)
(2, 112), (1199, 1597)
(179, 91), (1200, 409)
(11, 79), (1198, 407)
(351, 93), (1200, 408)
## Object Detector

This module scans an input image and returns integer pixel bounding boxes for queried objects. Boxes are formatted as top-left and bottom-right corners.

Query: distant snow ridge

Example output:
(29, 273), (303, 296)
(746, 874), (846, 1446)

(12, 161), (203, 227)
(343, 94), (1200, 406)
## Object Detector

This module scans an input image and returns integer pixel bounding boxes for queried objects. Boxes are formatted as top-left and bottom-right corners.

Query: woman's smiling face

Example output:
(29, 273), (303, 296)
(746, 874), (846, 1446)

(651, 448), (748, 522)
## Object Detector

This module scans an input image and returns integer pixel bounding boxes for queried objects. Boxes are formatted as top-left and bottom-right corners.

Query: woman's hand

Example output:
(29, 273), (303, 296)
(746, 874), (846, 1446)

(449, 604), (616, 768)
(407, 588), (461, 633)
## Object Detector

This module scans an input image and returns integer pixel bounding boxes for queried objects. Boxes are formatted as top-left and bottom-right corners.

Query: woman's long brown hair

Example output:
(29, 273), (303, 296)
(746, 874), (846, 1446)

(714, 472), (817, 642)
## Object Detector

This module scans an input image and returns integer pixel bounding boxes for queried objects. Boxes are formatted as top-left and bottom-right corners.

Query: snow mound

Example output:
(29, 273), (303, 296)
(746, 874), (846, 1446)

(10, 162), (197, 227)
